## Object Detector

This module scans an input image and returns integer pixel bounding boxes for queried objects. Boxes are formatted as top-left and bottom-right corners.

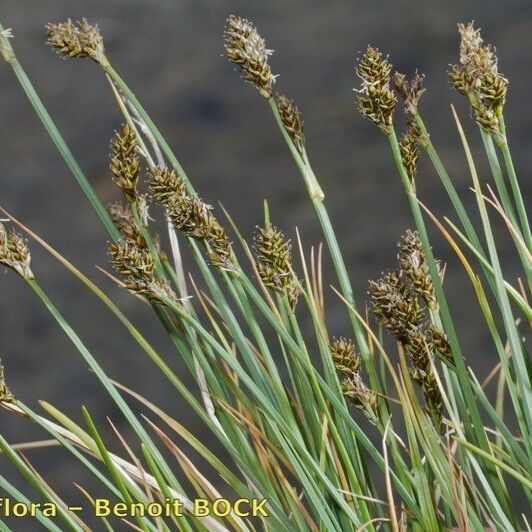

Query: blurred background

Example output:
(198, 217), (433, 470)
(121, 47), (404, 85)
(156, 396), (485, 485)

(0, 0), (530, 529)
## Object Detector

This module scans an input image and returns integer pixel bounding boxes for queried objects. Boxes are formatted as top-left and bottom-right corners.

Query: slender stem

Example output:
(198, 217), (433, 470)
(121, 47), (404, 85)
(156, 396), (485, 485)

(480, 130), (519, 229)
(453, 117), (532, 454)
(414, 114), (484, 254)
(497, 114), (532, 250)
(267, 98), (381, 390)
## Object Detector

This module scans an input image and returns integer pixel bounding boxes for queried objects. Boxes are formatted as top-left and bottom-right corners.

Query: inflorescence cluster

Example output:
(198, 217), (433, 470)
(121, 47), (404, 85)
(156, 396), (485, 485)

(448, 22), (508, 138)
(253, 224), (300, 308)
(369, 230), (451, 419)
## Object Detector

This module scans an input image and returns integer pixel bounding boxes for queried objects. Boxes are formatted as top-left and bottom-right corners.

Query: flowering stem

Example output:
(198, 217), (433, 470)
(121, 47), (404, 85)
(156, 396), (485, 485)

(267, 98), (380, 389)
(388, 130), (489, 442)
(388, 128), (519, 524)
(496, 114), (532, 251)
(413, 114), (484, 253)
(480, 129), (532, 285)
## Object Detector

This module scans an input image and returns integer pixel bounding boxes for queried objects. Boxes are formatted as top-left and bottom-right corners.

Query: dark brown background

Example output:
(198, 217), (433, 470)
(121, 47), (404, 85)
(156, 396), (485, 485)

(0, 0), (529, 529)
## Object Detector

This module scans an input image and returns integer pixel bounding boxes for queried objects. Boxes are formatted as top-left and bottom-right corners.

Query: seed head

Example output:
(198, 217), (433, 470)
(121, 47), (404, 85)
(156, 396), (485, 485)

(356, 45), (392, 87)
(45, 18), (106, 65)
(204, 214), (234, 271)
(369, 270), (423, 340)
(330, 337), (361, 376)
(110, 124), (140, 200)
(110, 241), (155, 287)
(479, 71), (507, 109)
(276, 94), (305, 152)
(472, 101), (500, 135)
(0, 359), (14, 403)
(428, 324), (453, 363)
(397, 230), (436, 308)
(394, 71), (426, 114)
(404, 327), (431, 371)
(108, 201), (146, 248)
(419, 370), (443, 419)
(341, 373), (378, 416)
(109, 241), (176, 301)
(457, 22), (484, 65)
(224, 15), (276, 98)
(355, 46), (396, 133)
(254, 224), (300, 308)
(448, 64), (470, 95)
(0, 223), (34, 281)
(148, 167), (234, 271)
(449, 22), (508, 136)
(148, 167), (187, 204)
(399, 121), (421, 181)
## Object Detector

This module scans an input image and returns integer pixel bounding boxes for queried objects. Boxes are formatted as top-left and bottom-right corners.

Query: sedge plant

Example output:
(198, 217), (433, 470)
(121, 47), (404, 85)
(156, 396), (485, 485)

(0, 15), (529, 532)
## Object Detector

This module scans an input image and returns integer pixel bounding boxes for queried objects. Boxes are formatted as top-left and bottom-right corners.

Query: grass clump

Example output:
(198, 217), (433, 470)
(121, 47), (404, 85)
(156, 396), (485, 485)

(0, 15), (529, 532)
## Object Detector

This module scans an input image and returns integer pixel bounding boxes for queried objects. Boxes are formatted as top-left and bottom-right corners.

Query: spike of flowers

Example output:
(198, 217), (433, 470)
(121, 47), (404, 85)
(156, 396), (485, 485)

(0, 223), (34, 281)
(148, 166), (234, 271)
(355, 45), (396, 133)
(224, 15), (276, 98)
(253, 224), (300, 308)
(341, 373), (378, 418)
(330, 337), (361, 375)
(276, 94), (305, 152)
(368, 270), (423, 340)
(397, 229), (437, 308)
(394, 71), (426, 115)
(108, 241), (175, 302)
(428, 324), (453, 363)
(399, 120), (422, 181)
(369, 232), (446, 420)
(45, 18), (107, 66)
(448, 22), (508, 136)
(110, 123), (140, 200)
(108, 201), (146, 248)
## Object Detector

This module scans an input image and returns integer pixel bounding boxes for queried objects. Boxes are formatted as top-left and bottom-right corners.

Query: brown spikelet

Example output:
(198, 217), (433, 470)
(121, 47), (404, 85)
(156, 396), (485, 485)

(428, 324), (453, 363)
(404, 328), (431, 372)
(45, 18), (106, 65)
(109, 242), (155, 288)
(356, 45), (392, 87)
(355, 45), (396, 133)
(448, 64), (470, 96)
(110, 124), (140, 200)
(368, 270), (423, 340)
(394, 71), (426, 114)
(399, 121), (421, 181)
(148, 167), (187, 204)
(203, 213), (234, 271)
(0, 359), (14, 403)
(330, 337), (361, 376)
(449, 22), (508, 138)
(108, 241), (176, 301)
(148, 167), (234, 271)
(397, 229), (436, 308)
(254, 224), (300, 308)
(341, 373), (378, 417)
(276, 94), (305, 152)
(419, 371), (443, 419)
(0, 223), (34, 281)
(108, 201), (146, 248)
(479, 71), (507, 108)
(224, 15), (276, 98)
